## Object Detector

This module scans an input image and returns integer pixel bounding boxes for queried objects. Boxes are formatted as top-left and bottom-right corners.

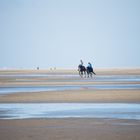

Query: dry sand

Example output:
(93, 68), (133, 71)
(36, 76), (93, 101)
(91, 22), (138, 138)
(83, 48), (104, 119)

(0, 69), (140, 140)
(0, 68), (140, 75)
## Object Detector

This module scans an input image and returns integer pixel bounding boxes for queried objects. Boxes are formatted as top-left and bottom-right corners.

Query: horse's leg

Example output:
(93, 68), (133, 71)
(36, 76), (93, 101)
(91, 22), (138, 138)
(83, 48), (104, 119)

(87, 71), (89, 78)
(79, 71), (81, 77)
(80, 72), (83, 78)
(90, 72), (92, 78)
(80, 71), (83, 78)
(84, 70), (86, 78)
(78, 70), (82, 78)
(79, 70), (80, 75)
(86, 68), (89, 78)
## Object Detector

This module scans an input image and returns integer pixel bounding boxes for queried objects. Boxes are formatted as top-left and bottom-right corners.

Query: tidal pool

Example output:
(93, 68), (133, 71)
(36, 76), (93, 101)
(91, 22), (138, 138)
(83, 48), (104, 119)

(0, 103), (140, 120)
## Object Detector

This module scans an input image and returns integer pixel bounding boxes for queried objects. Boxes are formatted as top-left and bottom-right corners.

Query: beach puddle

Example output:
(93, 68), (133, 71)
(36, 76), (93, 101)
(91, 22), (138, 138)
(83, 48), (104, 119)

(0, 74), (79, 78)
(94, 75), (140, 82)
(0, 86), (80, 94)
(0, 84), (140, 95)
(0, 103), (140, 120)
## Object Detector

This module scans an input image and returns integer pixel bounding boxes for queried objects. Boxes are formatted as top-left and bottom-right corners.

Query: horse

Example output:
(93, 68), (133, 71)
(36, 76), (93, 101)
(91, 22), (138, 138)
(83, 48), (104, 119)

(86, 66), (96, 78)
(78, 65), (96, 78)
(78, 65), (86, 78)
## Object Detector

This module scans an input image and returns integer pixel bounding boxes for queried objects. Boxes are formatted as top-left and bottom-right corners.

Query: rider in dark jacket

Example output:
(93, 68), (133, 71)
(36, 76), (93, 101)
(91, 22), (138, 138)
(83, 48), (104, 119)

(78, 60), (84, 70)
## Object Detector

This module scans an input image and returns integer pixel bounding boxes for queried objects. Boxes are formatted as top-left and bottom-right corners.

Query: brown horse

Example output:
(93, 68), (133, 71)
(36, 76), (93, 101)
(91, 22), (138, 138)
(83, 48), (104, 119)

(78, 65), (96, 78)
(86, 66), (96, 78)
(78, 65), (86, 78)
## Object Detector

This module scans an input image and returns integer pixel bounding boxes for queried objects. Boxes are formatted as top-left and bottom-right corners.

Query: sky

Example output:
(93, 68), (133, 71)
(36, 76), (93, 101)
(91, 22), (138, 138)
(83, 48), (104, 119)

(0, 0), (140, 69)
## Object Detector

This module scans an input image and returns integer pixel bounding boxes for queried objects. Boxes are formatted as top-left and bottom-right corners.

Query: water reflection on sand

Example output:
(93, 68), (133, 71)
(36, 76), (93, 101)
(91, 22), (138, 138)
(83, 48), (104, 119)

(0, 74), (140, 81)
(0, 84), (140, 95)
(0, 103), (140, 120)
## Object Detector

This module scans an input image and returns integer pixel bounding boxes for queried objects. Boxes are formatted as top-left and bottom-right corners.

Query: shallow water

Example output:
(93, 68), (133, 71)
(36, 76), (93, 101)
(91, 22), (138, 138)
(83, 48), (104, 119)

(0, 75), (140, 94)
(0, 74), (140, 82)
(94, 75), (140, 82)
(0, 84), (140, 95)
(0, 74), (78, 77)
(0, 103), (140, 120)
(0, 86), (79, 94)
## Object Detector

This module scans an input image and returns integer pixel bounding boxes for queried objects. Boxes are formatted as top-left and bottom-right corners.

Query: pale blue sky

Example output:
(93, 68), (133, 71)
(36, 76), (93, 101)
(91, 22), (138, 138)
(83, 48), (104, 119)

(0, 0), (140, 69)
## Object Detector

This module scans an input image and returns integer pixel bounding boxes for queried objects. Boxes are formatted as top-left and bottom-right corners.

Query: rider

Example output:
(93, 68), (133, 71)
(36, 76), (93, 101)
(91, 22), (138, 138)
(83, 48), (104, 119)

(87, 62), (92, 68)
(81, 60), (83, 65)
(78, 60), (83, 69)
(87, 62), (96, 75)
(78, 59), (86, 76)
(80, 59), (83, 66)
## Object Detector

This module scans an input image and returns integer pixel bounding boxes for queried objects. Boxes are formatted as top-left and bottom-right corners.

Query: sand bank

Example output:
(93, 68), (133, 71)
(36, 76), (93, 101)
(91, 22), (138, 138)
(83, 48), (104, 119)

(0, 69), (140, 87)
(0, 89), (140, 103)
(0, 68), (140, 75)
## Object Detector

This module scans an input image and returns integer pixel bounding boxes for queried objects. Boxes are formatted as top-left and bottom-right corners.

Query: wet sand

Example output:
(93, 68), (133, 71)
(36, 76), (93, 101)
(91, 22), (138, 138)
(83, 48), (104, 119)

(0, 69), (140, 103)
(0, 119), (140, 140)
(0, 89), (140, 103)
(0, 69), (140, 140)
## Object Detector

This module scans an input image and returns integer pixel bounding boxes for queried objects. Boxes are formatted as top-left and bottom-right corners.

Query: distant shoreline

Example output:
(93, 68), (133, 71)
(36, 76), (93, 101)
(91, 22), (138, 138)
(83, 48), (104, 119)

(0, 68), (140, 75)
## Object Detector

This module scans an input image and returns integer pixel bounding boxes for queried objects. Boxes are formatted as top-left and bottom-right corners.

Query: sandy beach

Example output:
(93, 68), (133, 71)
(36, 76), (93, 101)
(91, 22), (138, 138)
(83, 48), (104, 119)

(0, 118), (140, 140)
(1, 0), (140, 139)
(0, 69), (140, 140)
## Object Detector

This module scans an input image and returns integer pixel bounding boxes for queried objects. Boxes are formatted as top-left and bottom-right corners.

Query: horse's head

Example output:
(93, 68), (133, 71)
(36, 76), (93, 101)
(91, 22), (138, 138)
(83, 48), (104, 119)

(78, 65), (82, 71)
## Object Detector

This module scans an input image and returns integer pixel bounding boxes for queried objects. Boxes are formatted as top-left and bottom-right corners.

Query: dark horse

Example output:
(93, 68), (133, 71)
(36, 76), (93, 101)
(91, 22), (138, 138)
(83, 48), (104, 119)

(78, 65), (86, 78)
(86, 66), (96, 78)
(78, 65), (96, 78)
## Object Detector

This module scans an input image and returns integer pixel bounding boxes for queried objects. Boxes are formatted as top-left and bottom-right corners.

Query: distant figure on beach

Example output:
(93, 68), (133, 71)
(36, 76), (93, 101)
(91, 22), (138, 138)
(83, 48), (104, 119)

(86, 62), (96, 77)
(80, 59), (83, 66)
(78, 60), (86, 77)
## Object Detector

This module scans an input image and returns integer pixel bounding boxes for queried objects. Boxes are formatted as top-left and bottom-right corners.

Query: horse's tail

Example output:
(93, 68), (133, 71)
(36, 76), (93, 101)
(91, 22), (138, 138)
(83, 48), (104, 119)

(92, 69), (96, 75)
